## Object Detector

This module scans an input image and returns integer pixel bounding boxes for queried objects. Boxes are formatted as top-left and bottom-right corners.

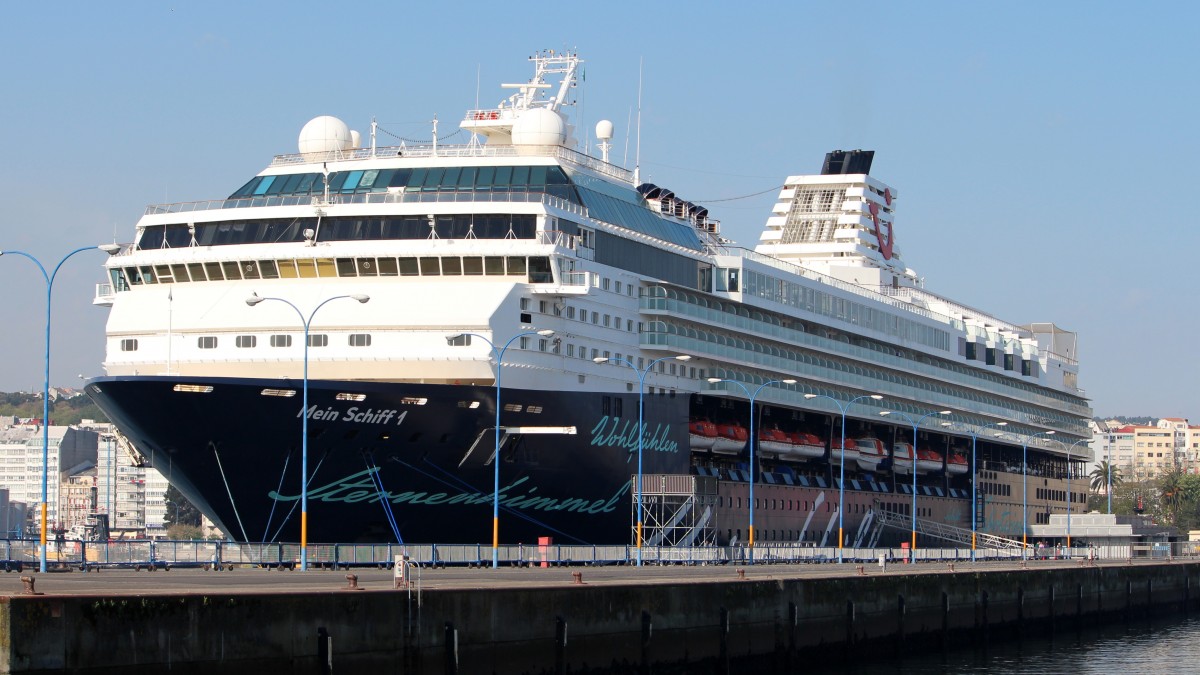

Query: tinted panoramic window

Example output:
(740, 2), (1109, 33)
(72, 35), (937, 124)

(138, 214), (537, 249)
(226, 165), (576, 201)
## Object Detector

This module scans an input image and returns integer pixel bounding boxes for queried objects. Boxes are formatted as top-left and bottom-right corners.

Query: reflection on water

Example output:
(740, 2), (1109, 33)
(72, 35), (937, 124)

(811, 613), (1198, 675)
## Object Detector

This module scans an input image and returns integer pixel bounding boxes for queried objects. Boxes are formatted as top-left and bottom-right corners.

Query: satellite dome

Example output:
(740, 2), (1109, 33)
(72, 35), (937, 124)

(511, 108), (567, 146)
(595, 120), (614, 140)
(298, 116), (352, 155)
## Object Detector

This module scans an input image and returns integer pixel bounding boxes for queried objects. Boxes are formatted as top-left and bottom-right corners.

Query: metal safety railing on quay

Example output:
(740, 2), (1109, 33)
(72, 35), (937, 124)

(2, 539), (1195, 571)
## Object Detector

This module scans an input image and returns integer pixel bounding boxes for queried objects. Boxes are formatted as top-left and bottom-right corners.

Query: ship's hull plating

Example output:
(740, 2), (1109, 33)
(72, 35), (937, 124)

(88, 376), (1048, 546)
(88, 376), (691, 545)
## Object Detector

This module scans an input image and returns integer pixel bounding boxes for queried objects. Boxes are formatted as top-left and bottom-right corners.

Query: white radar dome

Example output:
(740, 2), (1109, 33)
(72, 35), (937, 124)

(595, 120), (614, 140)
(298, 116), (352, 155)
(350, 129), (361, 149)
(511, 108), (567, 146)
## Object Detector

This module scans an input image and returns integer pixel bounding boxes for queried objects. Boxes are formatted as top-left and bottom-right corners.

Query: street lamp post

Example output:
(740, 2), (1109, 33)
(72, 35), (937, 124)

(594, 354), (691, 566)
(0, 244), (120, 573)
(451, 329), (554, 568)
(707, 377), (796, 565)
(803, 393), (884, 563)
(1062, 438), (1090, 550)
(1019, 430), (1057, 555)
(880, 409), (951, 556)
(246, 292), (370, 571)
(1107, 441), (1113, 515)
(956, 421), (1007, 561)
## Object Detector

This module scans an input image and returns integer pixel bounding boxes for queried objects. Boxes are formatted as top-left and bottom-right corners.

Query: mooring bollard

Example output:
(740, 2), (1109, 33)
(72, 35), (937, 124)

(571, 571), (583, 585)
(736, 568), (746, 580)
(21, 576), (41, 595)
(856, 565), (866, 576)
(393, 555), (409, 589)
(947, 563), (955, 573)
(343, 574), (362, 591)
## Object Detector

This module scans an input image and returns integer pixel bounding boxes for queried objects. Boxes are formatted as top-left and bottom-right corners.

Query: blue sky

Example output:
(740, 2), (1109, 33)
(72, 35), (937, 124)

(0, 2), (1195, 420)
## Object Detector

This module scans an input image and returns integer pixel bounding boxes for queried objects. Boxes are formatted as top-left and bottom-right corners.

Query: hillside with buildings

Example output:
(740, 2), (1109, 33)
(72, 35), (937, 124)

(0, 405), (172, 541)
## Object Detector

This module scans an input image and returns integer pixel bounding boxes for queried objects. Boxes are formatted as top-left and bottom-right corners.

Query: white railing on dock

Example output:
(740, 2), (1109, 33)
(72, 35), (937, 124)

(0, 538), (1181, 570)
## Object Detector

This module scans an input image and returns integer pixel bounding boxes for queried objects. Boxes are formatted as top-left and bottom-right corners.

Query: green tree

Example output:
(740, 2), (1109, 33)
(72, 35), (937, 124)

(166, 524), (204, 540)
(164, 485), (202, 528)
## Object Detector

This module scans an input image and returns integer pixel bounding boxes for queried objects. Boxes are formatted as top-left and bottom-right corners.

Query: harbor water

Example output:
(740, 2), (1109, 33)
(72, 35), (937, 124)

(815, 612), (1197, 674)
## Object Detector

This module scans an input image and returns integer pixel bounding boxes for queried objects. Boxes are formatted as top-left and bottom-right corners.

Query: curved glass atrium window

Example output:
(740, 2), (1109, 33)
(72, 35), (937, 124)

(228, 165), (576, 201)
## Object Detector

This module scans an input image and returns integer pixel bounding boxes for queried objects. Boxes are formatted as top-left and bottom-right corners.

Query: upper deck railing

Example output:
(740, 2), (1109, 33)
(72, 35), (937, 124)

(268, 142), (635, 184)
(144, 190), (588, 219)
(708, 244), (964, 332)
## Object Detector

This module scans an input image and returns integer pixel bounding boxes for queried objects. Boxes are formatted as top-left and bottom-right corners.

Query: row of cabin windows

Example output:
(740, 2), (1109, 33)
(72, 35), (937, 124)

(964, 342), (1034, 376)
(652, 317), (1079, 431)
(649, 285), (1084, 412)
(110, 255), (553, 290)
(1036, 487), (1085, 504)
(445, 335), (697, 385)
(519, 297), (639, 333)
(121, 334), (371, 351)
(228, 166), (574, 200)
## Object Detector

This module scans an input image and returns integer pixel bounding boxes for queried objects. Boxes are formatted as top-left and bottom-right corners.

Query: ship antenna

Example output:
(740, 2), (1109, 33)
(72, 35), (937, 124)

(470, 63), (481, 146)
(623, 106), (632, 168)
(633, 57), (643, 186)
(432, 115), (439, 157)
(370, 118), (377, 158)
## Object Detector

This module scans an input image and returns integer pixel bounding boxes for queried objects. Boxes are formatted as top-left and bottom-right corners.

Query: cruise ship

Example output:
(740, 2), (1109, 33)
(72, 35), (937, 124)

(86, 51), (1092, 549)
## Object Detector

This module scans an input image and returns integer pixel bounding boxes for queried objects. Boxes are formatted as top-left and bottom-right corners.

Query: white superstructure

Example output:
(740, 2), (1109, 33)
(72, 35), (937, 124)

(81, 49), (1098, 547)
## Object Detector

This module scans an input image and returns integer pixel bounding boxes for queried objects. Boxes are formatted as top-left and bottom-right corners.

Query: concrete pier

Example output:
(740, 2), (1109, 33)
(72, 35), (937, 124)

(0, 560), (1194, 673)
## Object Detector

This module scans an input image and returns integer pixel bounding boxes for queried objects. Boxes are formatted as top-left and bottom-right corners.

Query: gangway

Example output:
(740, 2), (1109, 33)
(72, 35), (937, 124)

(869, 502), (1029, 550)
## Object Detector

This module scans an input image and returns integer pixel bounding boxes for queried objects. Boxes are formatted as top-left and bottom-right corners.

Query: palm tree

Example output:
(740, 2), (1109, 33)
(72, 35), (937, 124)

(1090, 461), (1122, 494)
(1160, 469), (1185, 526)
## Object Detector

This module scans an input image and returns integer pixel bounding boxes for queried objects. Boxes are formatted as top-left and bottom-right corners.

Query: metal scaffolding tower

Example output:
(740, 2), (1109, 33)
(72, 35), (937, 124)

(636, 474), (718, 547)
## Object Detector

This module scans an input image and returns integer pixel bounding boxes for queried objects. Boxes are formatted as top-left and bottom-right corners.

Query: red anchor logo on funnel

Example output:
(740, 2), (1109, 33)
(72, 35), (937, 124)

(868, 187), (895, 260)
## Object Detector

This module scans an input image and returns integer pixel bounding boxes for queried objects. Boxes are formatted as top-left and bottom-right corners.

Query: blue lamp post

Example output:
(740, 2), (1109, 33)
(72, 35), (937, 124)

(1107, 440), (1114, 515)
(803, 393), (883, 563)
(879, 409), (951, 556)
(1019, 430), (1057, 554)
(452, 329), (554, 568)
(1, 244), (119, 573)
(247, 292), (370, 571)
(707, 377), (796, 564)
(954, 421), (1007, 561)
(595, 354), (691, 566)
(1062, 437), (1090, 550)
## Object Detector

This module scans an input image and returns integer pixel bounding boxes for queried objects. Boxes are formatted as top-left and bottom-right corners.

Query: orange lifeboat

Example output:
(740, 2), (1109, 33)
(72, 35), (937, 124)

(712, 423), (748, 455)
(829, 437), (859, 465)
(689, 420), (718, 451)
(786, 432), (826, 460)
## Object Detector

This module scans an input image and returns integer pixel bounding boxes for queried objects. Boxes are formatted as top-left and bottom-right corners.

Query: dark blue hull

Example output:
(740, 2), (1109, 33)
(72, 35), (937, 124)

(87, 376), (691, 545)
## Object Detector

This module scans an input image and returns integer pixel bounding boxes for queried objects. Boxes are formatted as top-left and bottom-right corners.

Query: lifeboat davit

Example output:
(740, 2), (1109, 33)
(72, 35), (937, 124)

(829, 437), (859, 466)
(946, 451), (969, 475)
(892, 442), (915, 475)
(786, 432), (827, 460)
(689, 421), (718, 451)
(756, 428), (792, 458)
(854, 437), (887, 472)
(916, 448), (944, 474)
(712, 423), (748, 455)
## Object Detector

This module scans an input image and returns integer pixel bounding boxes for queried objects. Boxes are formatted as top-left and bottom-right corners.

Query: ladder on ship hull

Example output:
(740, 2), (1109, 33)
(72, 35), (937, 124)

(868, 501), (1029, 550)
